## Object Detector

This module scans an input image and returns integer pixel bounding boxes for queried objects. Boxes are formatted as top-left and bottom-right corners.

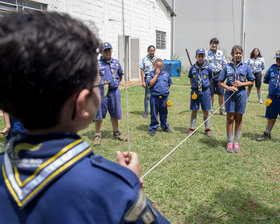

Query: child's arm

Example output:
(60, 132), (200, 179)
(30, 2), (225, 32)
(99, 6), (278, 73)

(219, 80), (238, 92)
(0, 112), (11, 135)
(189, 78), (192, 86)
(149, 69), (160, 87)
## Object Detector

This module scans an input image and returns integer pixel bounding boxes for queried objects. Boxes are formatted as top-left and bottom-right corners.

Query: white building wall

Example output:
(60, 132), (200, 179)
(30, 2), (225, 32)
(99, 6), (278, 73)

(40, 0), (172, 80)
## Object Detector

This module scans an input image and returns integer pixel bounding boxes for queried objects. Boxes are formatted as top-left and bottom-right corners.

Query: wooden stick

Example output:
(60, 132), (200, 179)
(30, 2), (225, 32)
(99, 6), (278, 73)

(185, 48), (192, 66)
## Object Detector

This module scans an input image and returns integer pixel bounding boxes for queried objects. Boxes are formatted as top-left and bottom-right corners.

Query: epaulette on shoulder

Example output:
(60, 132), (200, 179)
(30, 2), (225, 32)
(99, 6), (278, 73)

(90, 155), (140, 189)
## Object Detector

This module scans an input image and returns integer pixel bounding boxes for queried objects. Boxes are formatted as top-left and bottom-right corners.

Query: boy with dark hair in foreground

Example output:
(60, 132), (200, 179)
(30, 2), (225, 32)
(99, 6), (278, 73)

(0, 11), (169, 223)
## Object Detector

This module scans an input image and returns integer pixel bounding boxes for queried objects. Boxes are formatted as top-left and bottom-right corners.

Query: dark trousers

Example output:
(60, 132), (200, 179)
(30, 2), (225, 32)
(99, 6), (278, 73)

(149, 95), (169, 130)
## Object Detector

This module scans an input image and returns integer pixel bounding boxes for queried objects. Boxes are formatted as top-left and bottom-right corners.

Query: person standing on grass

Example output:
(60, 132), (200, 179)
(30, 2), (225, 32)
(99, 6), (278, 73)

(93, 42), (127, 146)
(0, 112), (24, 148)
(0, 11), (170, 223)
(188, 49), (213, 137)
(205, 37), (227, 115)
(139, 45), (157, 118)
(147, 58), (173, 136)
(257, 50), (280, 141)
(219, 45), (254, 153)
(246, 48), (265, 103)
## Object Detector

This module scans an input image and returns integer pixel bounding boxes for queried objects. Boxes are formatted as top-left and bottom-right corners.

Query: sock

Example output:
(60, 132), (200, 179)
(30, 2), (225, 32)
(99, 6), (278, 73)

(191, 114), (197, 129)
(265, 126), (272, 134)
(204, 116), (209, 129)
(257, 91), (261, 101)
(234, 130), (241, 143)
(247, 90), (251, 99)
(227, 133), (233, 143)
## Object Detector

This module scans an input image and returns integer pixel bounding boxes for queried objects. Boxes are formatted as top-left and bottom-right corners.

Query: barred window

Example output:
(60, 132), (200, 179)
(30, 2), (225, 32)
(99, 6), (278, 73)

(0, 0), (47, 16)
(156, 30), (166, 50)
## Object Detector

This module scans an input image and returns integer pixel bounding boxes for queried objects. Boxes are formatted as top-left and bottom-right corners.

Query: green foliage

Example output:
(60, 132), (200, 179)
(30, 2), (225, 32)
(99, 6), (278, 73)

(0, 79), (279, 223)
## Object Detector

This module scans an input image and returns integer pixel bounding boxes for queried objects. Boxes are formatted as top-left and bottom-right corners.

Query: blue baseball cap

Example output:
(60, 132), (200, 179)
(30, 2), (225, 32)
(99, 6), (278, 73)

(196, 49), (205, 55)
(101, 42), (112, 51)
(275, 50), (280, 58)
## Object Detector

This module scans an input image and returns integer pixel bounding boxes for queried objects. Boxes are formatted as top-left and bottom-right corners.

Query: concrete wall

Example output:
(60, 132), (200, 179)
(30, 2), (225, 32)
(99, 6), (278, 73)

(172, 0), (280, 71)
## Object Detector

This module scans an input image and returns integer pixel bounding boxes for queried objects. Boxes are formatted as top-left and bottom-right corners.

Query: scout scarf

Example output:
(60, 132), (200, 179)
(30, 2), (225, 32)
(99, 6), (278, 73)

(2, 133), (92, 208)
(147, 54), (157, 65)
(195, 62), (207, 92)
(106, 58), (116, 84)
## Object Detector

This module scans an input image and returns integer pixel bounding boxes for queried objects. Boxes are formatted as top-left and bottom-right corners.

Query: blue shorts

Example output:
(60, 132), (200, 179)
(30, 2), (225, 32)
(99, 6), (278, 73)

(210, 75), (224, 96)
(190, 88), (211, 111)
(95, 88), (122, 120)
(224, 90), (247, 114)
(265, 95), (280, 119)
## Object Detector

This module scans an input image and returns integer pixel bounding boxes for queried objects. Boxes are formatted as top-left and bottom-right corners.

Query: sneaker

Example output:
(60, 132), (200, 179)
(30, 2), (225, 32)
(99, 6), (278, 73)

(113, 131), (128, 141)
(188, 128), (195, 136)
(163, 128), (172, 133)
(93, 133), (102, 146)
(233, 142), (240, 153)
(205, 128), (212, 137)
(259, 99), (263, 104)
(220, 108), (226, 116)
(143, 112), (148, 118)
(256, 132), (271, 141)
(226, 143), (233, 153)
(150, 129), (156, 136)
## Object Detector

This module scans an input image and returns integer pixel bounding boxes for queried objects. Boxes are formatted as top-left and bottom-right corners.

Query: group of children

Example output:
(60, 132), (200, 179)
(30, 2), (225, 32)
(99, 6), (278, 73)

(145, 43), (279, 153)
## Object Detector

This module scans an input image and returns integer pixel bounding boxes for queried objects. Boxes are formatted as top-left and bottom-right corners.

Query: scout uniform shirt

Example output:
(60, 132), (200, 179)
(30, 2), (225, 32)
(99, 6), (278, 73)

(264, 64), (280, 96)
(205, 49), (227, 74)
(147, 70), (173, 96)
(98, 56), (124, 90)
(139, 55), (157, 76)
(246, 57), (265, 73)
(219, 61), (255, 91)
(188, 61), (213, 91)
(0, 132), (169, 223)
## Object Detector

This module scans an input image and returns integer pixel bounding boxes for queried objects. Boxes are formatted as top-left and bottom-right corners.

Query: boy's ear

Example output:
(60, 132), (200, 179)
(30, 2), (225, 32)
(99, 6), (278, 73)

(75, 89), (91, 119)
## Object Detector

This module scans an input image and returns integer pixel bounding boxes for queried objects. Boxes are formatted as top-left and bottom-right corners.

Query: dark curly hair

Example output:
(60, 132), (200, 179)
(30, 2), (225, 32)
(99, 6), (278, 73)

(0, 11), (100, 130)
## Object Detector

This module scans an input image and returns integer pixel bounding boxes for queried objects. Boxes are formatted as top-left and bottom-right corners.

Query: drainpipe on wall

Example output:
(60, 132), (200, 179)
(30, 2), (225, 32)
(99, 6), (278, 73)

(171, 0), (175, 59)
(241, 0), (246, 58)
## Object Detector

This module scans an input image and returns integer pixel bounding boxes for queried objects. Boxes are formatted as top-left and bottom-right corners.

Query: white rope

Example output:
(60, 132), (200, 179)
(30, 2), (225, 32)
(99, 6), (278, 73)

(142, 90), (236, 179)
(122, 0), (131, 154)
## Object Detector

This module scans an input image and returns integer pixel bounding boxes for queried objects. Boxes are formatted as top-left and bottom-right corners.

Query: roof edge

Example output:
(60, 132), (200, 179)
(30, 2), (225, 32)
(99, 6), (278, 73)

(161, 0), (176, 17)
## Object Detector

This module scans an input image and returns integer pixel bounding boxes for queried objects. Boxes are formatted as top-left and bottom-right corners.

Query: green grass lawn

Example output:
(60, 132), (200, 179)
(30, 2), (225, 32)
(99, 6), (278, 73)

(0, 72), (279, 223)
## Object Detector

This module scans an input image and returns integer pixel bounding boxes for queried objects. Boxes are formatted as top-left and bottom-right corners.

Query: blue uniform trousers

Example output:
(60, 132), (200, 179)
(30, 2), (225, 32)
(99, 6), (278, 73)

(265, 95), (280, 119)
(144, 75), (151, 113)
(149, 95), (169, 130)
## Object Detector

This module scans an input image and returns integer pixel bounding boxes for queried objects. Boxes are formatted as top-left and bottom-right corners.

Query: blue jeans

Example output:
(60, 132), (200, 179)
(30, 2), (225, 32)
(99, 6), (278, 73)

(144, 76), (150, 113)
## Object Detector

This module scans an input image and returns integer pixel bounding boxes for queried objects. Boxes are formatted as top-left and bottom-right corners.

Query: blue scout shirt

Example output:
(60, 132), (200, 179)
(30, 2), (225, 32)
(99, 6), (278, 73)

(205, 49), (227, 73)
(139, 55), (157, 76)
(147, 70), (173, 96)
(0, 132), (169, 223)
(188, 61), (213, 90)
(246, 57), (265, 73)
(263, 64), (280, 96)
(219, 62), (255, 91)
(99, 56), (124, 90)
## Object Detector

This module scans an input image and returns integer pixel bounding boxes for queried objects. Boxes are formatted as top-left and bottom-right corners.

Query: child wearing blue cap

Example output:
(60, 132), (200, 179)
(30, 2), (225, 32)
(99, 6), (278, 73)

(188, 49), (213, 137)
(219, 45), (255, 153)
(257, 50), (280, 141)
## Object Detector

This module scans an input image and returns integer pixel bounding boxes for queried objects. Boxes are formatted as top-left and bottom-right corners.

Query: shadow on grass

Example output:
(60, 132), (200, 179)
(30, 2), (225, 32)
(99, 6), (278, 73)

(81, 130), (113, 140)
(184, 188), (280, 223)
(130, 110), (145, 116)
(242, 131), (279, 142)
(136, 124), (149, 132)
(173, 126), (188, 134)
(199, 136), (228, 148)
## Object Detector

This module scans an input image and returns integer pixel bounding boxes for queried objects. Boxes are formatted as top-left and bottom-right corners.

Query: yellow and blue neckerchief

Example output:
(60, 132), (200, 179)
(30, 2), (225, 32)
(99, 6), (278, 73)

(2, 133), (91, 208)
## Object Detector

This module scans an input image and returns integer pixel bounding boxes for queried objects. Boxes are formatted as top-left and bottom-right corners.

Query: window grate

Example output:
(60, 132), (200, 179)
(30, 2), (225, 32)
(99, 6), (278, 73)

(0, 0), (47, 15)
(156, 30), (166, 50)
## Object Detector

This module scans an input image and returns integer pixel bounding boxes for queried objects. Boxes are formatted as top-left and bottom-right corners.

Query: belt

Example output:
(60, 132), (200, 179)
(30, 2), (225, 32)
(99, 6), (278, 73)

(271, 95), (280, 99)
(213, 71), (221, 75)
(192, 87), (209, 92)
(154, 95), (167, 98)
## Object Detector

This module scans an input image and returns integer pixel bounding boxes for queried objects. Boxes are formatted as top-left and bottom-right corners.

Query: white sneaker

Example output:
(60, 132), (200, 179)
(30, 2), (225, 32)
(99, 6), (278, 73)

(259, 99), (263, 104)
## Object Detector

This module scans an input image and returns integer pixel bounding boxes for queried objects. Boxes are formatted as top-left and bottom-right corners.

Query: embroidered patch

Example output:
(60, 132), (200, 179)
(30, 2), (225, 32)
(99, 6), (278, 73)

(125, 190), (147, 222)
(193, 75), (196, 79)
(204, 75), (207, 79)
